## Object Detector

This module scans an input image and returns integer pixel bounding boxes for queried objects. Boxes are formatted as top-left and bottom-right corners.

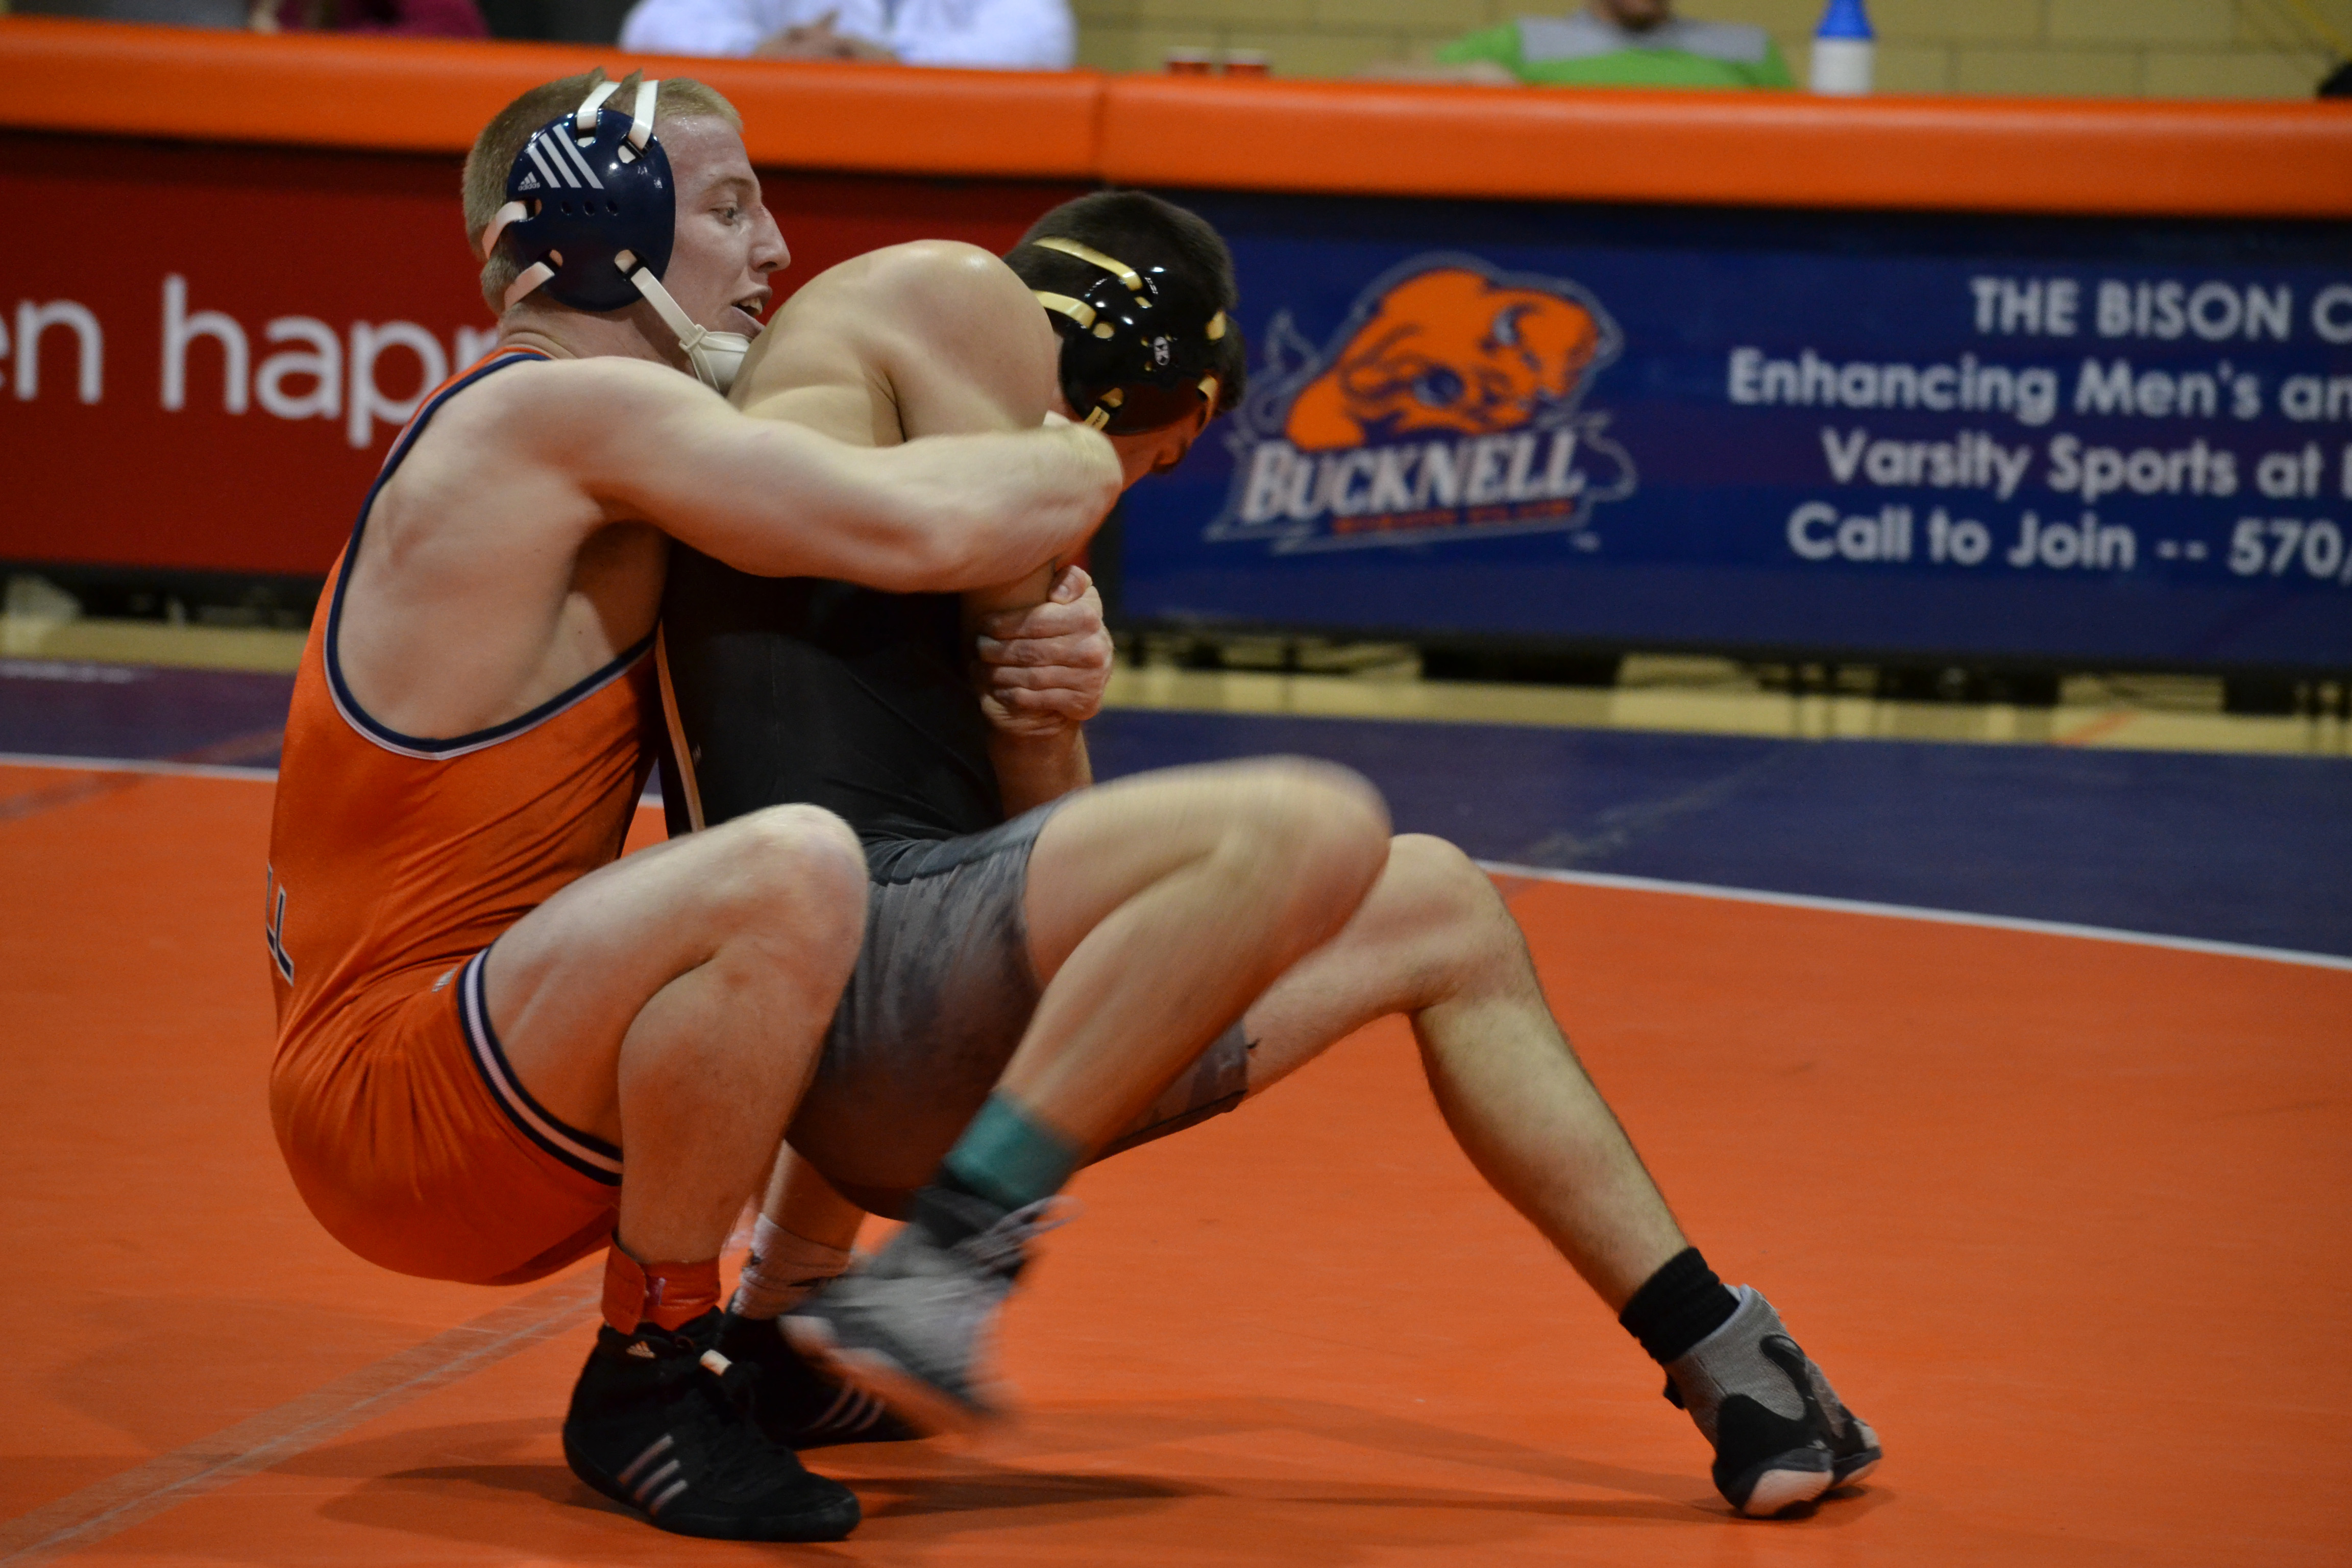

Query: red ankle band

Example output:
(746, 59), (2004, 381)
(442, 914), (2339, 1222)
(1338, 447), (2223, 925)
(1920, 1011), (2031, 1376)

(601, 1246), (721, 1333)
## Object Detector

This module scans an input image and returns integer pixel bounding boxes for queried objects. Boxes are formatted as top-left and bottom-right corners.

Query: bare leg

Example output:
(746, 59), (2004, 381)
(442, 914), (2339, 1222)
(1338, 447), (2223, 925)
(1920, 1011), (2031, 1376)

(1003, 758), (1391, 1150)
(737, 760), (1388, 1333)
(764, 1145), (866, 1253)
(487, 804), (868, 1264)
(1239, 834), (1685, 1311)
(501, 807), (871, 1541)
(774, 762), (1386, 1429)
(727, 1147), (868, 1322)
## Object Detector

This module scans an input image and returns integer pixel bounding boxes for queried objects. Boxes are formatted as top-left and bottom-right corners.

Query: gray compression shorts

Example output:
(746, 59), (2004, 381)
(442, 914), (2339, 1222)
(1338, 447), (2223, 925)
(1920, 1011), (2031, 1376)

(785, 800), (1253, 1216)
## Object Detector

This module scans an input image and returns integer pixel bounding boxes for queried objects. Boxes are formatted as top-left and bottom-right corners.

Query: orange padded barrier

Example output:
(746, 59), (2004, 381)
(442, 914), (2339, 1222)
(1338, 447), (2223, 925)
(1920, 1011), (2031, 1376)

(1101, 73), (2352, 218)
(3, 13), (2350, 214)
(0, 16), (1101, 178)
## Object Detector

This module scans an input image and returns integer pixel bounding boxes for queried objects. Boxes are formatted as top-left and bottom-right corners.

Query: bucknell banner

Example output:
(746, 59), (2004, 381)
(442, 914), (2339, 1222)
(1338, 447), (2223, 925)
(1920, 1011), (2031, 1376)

(1118, 194), (2352, 671)
(1208, 255), (1635, 555)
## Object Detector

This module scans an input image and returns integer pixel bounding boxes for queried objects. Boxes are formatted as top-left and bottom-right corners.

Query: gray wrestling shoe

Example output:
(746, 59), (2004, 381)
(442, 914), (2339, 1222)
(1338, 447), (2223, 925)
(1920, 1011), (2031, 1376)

(1663, 1286), (1882, 1517)
(780, 1192), (1072, 1435)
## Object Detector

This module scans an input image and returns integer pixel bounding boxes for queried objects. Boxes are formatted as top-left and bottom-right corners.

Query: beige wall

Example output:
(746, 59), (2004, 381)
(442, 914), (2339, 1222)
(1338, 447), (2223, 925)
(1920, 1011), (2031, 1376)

(1074, 0), (2352, 96)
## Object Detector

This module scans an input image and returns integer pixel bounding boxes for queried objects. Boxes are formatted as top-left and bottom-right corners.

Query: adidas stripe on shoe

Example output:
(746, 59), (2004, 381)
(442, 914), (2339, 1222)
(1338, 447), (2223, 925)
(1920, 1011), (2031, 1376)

(562, 1309), (861, 1541)
(715, 1311), (921, 1449)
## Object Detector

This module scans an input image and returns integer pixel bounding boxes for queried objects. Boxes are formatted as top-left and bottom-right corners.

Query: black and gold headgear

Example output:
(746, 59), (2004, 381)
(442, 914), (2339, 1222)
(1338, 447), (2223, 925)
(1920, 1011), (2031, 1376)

(1027, 237), (1229, 435)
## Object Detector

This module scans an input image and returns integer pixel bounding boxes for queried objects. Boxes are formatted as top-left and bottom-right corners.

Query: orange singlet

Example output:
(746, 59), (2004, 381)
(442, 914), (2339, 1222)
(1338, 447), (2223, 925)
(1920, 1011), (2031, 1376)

(266, 349), (659, 1286)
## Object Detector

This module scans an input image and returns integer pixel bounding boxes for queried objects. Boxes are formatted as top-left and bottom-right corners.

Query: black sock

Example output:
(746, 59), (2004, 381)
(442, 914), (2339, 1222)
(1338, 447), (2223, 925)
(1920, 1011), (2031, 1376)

(1618, 1247), (1738, 1365)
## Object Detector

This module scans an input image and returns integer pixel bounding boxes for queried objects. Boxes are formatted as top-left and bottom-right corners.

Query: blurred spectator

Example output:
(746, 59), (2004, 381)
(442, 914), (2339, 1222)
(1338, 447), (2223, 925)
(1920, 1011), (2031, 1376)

(618, 0), (1074, 69)
(1362, 0), (1791, 89)
(247, 0), (486, 34)
(11, 1), (250, 24)
(475, 0), (632, 40)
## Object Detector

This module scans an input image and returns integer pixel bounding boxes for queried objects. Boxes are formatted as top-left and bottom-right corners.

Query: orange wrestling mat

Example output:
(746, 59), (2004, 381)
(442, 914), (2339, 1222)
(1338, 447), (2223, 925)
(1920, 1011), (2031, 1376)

(3, 761), (2346, 1565)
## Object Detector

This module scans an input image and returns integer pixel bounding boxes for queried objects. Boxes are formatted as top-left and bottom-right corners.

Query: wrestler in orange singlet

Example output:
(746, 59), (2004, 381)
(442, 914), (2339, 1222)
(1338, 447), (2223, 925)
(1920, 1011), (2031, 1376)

(260, 68), (1119, 1544)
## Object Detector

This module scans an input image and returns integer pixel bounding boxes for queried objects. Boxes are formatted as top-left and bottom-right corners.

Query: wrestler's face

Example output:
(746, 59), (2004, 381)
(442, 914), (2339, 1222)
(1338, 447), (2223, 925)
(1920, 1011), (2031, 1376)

(657, 116), (788, 339)
(1106, 397), (1216, 489)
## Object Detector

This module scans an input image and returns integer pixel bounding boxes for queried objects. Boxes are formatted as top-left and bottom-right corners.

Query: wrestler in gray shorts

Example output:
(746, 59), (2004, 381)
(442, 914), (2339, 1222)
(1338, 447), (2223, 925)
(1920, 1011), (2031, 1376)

(785, 800), (1253, 1216)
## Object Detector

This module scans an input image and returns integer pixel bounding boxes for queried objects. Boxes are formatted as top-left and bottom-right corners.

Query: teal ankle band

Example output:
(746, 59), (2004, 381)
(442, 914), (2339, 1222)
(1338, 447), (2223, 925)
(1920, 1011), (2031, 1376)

(941, 1093), (1083, 1212)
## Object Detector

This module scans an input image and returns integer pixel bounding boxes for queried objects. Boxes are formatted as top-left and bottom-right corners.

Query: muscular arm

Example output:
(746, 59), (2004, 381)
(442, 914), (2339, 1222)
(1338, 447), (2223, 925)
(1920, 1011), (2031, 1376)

(507, 350), (1117, 594)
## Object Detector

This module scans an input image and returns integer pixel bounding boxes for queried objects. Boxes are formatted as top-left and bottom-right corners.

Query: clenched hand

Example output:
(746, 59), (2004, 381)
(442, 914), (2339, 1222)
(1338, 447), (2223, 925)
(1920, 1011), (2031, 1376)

(974, 565), (1113, 737)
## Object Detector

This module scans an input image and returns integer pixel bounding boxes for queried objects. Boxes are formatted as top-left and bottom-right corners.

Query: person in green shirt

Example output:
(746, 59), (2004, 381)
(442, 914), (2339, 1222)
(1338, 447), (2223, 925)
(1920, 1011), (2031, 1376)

(1364, 0), (1793, 90)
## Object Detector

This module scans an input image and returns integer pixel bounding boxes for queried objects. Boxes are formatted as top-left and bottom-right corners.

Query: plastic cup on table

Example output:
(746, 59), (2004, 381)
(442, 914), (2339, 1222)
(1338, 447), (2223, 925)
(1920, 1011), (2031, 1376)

(1165, 46), (1214, 75)
(1222, 50), (1268, 77)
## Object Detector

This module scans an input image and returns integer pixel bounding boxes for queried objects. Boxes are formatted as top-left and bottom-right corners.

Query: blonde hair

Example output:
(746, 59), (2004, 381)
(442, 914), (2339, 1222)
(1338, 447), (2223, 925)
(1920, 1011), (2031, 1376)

(461, 69), (744, 314)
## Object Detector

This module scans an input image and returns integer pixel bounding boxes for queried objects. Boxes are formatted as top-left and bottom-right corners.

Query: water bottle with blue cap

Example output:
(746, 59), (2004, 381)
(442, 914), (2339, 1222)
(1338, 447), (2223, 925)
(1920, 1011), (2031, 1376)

(1810, 0), (1874, 95)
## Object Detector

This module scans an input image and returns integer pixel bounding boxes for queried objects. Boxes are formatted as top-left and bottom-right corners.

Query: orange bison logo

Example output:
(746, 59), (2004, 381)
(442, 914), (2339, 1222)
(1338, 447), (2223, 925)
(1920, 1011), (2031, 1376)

(1284, 268), (1606, 452)
(1209, 255), (1634, 552)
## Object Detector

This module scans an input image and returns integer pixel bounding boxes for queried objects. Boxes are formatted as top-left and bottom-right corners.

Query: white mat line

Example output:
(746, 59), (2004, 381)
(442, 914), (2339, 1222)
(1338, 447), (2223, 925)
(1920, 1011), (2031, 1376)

(0, 751), (279, 780)
(5, 751), (2338, 972)
(1479, 860), (2352, 973)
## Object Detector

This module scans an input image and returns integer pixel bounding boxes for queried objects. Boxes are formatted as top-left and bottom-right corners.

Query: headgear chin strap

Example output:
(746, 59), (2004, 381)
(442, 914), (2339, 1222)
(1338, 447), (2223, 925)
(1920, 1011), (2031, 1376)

(1029, 236), (1227, 434)
(480, 79), (755, 394)
(615, 249), (753, 394)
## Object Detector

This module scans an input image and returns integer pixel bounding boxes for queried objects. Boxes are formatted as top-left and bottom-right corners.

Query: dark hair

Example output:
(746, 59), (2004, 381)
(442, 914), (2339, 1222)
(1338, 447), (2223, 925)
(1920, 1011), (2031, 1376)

(1005, 190), (1247, 414)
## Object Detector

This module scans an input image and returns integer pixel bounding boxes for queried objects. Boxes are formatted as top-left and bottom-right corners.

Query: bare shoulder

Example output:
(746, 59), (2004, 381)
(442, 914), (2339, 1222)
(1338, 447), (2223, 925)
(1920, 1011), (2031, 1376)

(874, 243), (1056, 382)
(864, 240), (1037, 317)
(780, 244), (1052, 377)
(795, 240), (1035, 322)
(382, 352), (722, 538)
(752, 241), (1057, 438)
(441, 353), (714, 449)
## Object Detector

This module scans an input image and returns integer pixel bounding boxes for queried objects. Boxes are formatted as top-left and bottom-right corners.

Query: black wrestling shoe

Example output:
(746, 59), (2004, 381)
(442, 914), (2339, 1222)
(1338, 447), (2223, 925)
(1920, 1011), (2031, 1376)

(716, 1310), (923, 1449)
(1663, 1287), (1882, 1517)
(561, 1308), (861, 1541)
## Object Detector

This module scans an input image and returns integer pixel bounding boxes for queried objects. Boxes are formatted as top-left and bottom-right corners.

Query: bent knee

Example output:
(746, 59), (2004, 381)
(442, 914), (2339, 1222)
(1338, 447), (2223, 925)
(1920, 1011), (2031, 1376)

(1384, 834), (1527, 981)
(1227, 759), (1392, 908)
(701, 805), (868, 949)
(1390, 832), (1492, 901)
(739, 801), (864, 864)
(1386, 833), (1513, 933)
(1246, 757), (1388, 835)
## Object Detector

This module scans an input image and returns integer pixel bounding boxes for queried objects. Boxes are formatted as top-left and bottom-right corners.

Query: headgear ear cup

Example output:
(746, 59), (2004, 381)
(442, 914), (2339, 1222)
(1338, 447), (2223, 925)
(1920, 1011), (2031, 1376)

(484, 80), (753, 394)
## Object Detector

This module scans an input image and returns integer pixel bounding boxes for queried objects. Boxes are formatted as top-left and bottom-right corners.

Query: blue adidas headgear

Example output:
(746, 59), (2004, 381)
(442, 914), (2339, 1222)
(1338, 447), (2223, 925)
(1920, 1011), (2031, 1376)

(477, 79), (754, 393)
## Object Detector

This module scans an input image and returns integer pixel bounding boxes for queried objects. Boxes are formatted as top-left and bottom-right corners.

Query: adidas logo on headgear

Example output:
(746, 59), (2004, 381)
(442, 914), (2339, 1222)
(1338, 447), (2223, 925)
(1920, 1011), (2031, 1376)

(518, 172), (542, 191)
